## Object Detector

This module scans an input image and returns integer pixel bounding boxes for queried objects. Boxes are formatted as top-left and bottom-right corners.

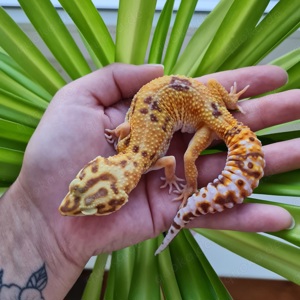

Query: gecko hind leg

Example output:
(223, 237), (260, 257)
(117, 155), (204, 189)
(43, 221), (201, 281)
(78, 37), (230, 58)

(207, 79), (249, 113)
(173, 125), (215, 208)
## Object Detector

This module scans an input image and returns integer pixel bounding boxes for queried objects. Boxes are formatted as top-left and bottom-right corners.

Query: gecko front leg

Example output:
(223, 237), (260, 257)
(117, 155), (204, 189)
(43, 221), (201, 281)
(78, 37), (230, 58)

(146, 156), (184, 193)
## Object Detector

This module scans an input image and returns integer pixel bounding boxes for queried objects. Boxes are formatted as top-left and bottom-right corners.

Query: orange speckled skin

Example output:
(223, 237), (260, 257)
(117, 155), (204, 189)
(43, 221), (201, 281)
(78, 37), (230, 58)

(59, 75), (265, 254)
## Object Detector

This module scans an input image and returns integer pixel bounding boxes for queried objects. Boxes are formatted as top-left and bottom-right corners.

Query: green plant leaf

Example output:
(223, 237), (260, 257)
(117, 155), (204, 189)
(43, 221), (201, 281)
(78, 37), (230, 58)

(256, 120), (300, 138)
(0, 7), (65, 95)
(82, 254), (108, 300)
(58, 0), (115, 67)
(148, 0), (175, 64)
(273, 60), (300, 92)
(18, 0), (91, 80)
(111, 246), (135, 299)
(116, 0), (157, 64)
(184, 230), (232, 299)
(0, 52), (52, 102)
(171, 0), (234, 76)
(169, 230), (220, 299)
(103, 254), (115, 300)
(196, 229), (300, 285)
(219, 1), (300, 70)
(0, 89), (44, 128)
(163, 0), (198, 74)
(128, 238), (160, 299)
(0, 118), (34, 151)
(0, 71), (48, 110)
(270, 47), (300, 71)
(157, 234), (182, 300)
(0, 147), (23, 183)
(255, 170), (300, 197)
(195, 0), (269, 76)
(79, 32), (102, 69)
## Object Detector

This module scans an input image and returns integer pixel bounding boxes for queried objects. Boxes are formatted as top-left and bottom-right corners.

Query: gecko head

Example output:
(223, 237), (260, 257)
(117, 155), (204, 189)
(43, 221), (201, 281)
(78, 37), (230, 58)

(58, 156), (129, 216)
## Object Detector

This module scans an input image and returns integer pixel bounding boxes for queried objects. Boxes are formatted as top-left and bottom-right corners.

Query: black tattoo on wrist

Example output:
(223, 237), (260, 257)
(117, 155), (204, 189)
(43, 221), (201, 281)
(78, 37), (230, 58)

(0, 263), (48, 299)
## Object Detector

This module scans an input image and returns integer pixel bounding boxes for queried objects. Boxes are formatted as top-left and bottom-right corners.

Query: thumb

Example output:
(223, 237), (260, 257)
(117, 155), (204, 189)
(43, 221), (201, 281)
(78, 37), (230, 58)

(57, 63), (164, 107)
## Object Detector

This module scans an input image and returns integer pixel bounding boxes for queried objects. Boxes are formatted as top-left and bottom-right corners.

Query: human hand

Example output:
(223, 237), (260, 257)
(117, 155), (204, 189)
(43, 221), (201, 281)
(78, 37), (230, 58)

(13, 63), (299, 269)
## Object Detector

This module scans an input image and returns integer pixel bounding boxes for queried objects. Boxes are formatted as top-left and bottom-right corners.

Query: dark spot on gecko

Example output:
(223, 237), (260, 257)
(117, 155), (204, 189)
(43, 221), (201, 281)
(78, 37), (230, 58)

(249, 136), (255, 142)
(225, 126), (242, 138)
(124, 137), (130, 146)
(120, 160), (127, 168)
(133, 145), (139, 153)
(248, 162), (254, 169)
(110, 183), (119, 195)
(99, 173), (117, 182)
(96, 204), (106, 211)
(214, 196), (226, 205)
(79, 174), (111, 193)
(182, 212), (195, 222)
(218, 176), (225, 184)
(237, 179), (245, 186)
(108, 198), (125, 207)
(170, 76), (191, 92)
(85, 187), (108, 205)
(197, 202), (210, 214)
(139, 108), (148, 114)
(91, 164), (98, 173)
(252, 171), (261, 179)
(177, 212), (180, 218)
(215, 191), (236, 205)
(170, 229), (174, 234)
(142, 151), (148, 157)
(150, 114), (158, 122)
(79, 172), (86, 180)
(144, 96), (152, 104)
(202, 193), (207, 198)
(133, 161), (138, 167)
(151, 101), (162, 112)
(150, 153), (156, 160)
(211, 102), (222, 118)
(59, 196), (81, 213)
(211, 180), (220, 188)
(172, 221), (181, 230)
(162, 125), (167, 132)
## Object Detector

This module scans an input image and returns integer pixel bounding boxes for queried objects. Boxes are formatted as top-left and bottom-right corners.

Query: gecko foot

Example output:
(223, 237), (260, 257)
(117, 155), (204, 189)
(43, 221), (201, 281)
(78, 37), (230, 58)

(160, 176), (185, 194)
(172, 184), (194, 208)
(104, 129), (118, 149)
(228, 82), (249, 114)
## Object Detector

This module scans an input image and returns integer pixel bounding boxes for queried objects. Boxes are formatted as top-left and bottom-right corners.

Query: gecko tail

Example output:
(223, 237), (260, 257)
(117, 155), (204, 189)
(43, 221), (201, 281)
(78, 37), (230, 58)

(155, 226), (179, 255)
(155, 124), (265, 255)
(155, 204), (196, 255)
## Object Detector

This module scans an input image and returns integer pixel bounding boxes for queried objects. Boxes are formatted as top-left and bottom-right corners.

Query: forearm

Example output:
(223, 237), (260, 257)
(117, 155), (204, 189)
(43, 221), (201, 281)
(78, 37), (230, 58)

(0, 181), (82, 300)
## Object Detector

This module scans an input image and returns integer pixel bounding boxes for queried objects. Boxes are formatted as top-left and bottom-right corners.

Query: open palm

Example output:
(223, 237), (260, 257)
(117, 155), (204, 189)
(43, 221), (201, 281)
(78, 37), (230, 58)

(16, 63), (298, 266)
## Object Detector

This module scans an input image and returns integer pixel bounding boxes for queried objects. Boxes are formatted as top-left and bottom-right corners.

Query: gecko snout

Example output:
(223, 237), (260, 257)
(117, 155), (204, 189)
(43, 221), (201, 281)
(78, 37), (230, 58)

(59, 157), (130, 216)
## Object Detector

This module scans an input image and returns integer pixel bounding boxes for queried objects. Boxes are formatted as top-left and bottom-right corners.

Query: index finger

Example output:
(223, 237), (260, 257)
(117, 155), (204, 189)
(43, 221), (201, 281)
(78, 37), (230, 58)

(198, 65), (288, 98)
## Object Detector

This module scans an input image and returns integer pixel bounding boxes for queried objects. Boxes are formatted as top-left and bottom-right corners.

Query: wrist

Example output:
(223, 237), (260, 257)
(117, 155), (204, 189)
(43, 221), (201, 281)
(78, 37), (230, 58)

(0, 180), (83, 299)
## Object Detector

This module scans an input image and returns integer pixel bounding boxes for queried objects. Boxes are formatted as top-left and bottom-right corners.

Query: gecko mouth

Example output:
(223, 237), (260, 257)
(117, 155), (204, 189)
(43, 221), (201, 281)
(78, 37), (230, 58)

(81, 208), (98, 215)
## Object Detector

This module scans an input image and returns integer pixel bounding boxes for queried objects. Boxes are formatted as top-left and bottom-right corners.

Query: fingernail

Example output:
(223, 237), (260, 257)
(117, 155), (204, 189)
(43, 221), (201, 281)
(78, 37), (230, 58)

(287, 217), (296, 230)
(144, 63), (164, 69)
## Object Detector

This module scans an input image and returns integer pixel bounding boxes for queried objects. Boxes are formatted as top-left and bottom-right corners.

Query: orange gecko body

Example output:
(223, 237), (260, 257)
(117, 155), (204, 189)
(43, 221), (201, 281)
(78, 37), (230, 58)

(59, 75), (265, 254)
